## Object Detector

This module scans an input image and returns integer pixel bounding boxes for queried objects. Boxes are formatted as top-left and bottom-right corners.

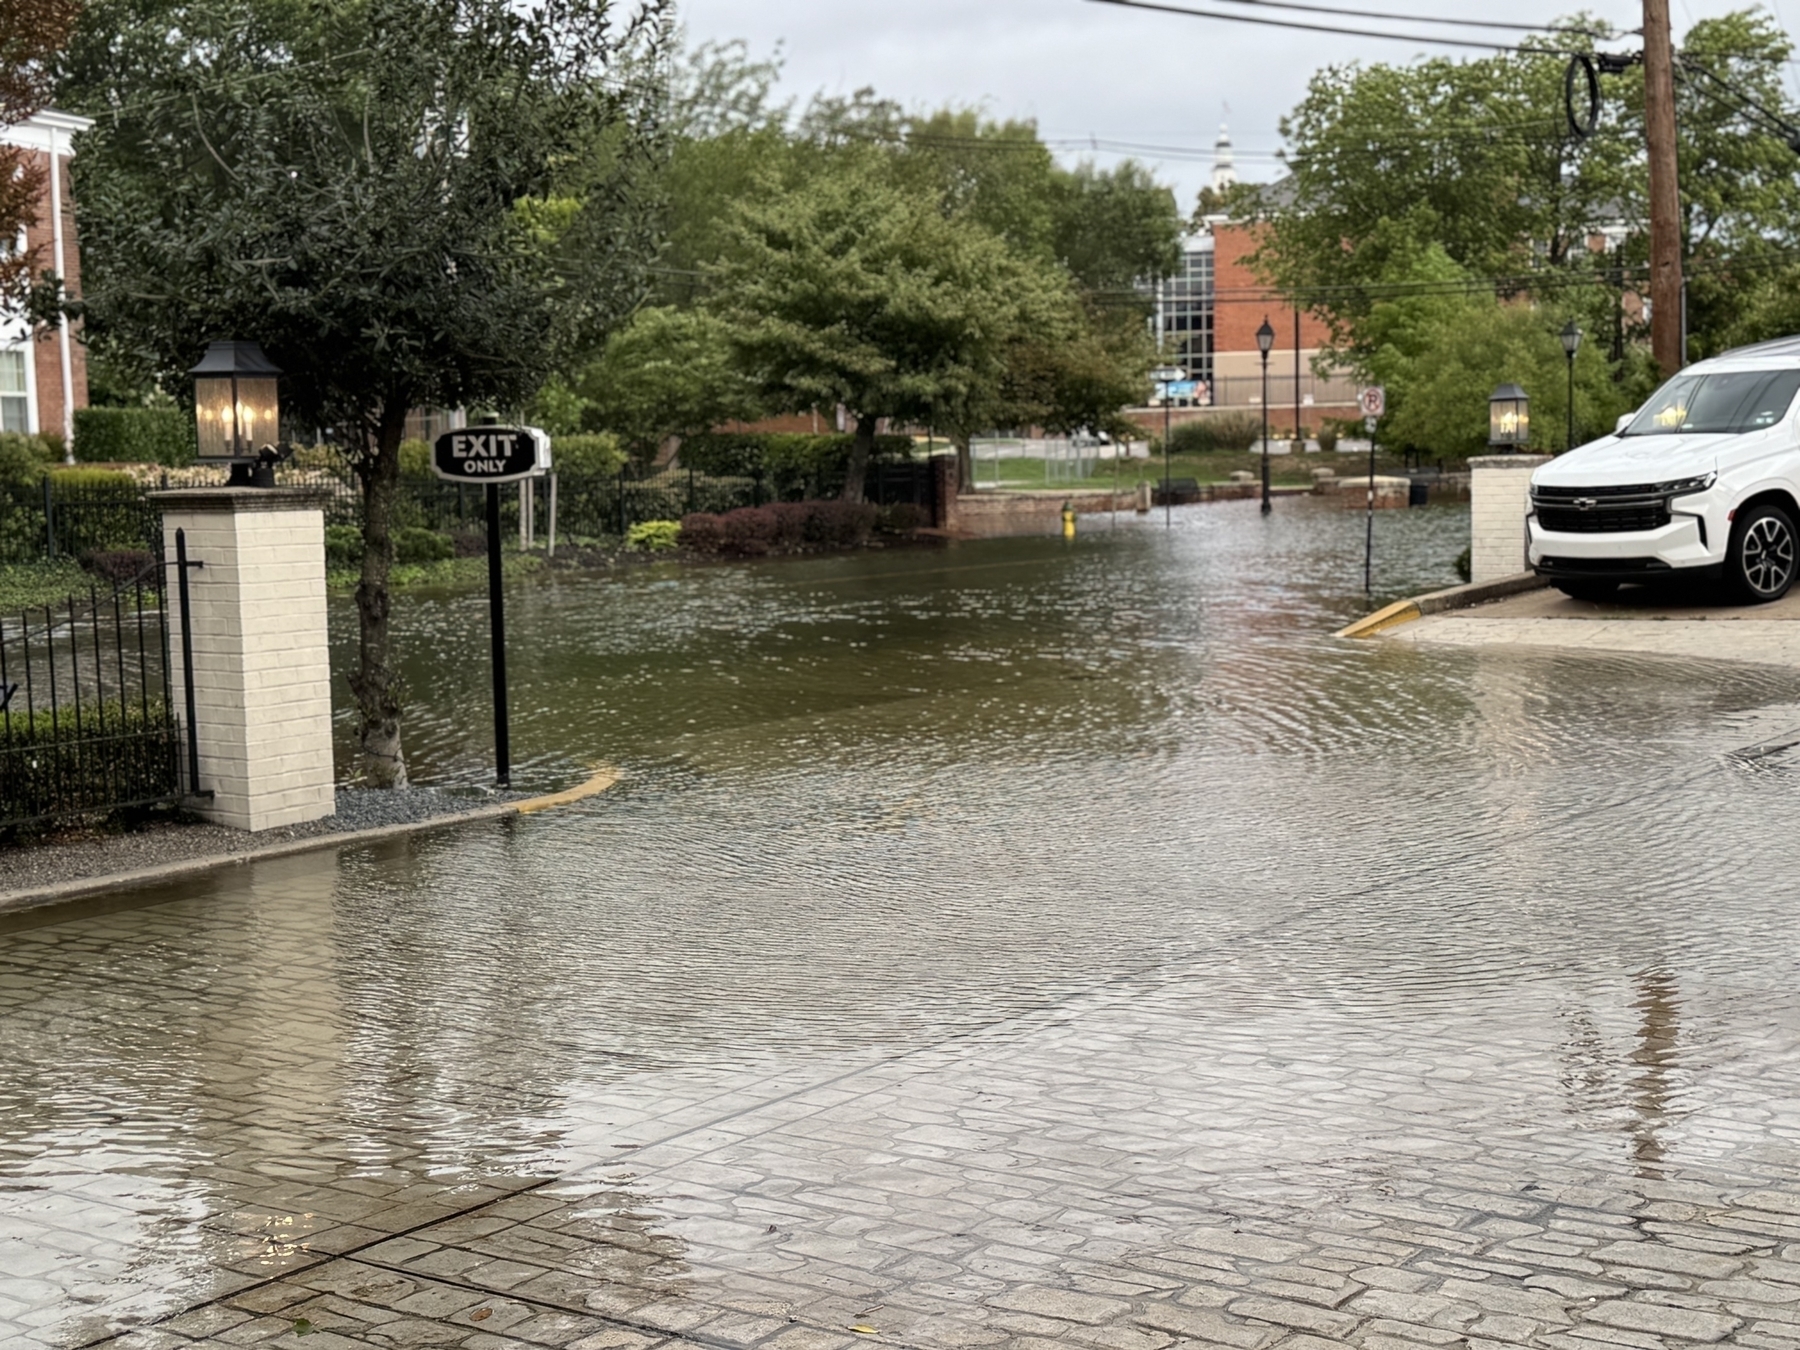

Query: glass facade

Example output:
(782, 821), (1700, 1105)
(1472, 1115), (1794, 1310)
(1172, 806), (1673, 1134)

(0, 349), (28, 434)
(1154, 237), (1214, 404)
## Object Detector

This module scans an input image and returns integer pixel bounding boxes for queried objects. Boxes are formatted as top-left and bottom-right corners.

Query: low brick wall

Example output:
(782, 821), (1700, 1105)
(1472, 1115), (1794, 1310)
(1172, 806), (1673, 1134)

(945, 489), (1139, 538)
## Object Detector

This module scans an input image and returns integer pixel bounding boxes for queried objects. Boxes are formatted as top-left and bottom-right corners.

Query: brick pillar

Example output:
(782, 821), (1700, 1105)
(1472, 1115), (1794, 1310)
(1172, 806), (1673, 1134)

(1468, 455), (1551, 585)
(930, 453), (960, 530)
(152, 487), (335, 831)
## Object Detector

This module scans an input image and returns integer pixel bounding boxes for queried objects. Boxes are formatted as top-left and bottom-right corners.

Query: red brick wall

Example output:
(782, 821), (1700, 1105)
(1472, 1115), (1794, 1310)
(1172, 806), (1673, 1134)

(18, 146), (87, 442)
(1211, 222), (1332, 356)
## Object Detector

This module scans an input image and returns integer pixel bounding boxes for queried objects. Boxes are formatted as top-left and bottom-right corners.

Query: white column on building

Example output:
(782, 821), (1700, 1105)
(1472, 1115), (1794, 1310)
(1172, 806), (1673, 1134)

(46, 122), (75, 460)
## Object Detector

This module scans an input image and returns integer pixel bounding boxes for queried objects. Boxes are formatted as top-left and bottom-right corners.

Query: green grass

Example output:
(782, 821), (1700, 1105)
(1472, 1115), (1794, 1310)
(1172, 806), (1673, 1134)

(0, 560), (98, 615)
(968, 449), (1439, 493)
(326, 551), (545, 592)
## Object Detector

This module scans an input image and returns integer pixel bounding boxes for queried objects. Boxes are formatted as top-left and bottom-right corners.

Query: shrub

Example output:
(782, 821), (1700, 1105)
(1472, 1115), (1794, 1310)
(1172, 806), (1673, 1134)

(554, 433), (625, 474)
(1317, 424), (1340, 454)
(1165, 413), (1263, 456)
(717, 506), (778, 555)
(81, 548), (158, 586)
(680, 499), (878, 555)
(679, 512), (724, 553)
(325, 524), (363, 571)
(72, 407), (194, 466)
(449, 526), (488, 558)
(1455, 546), (1472, 583)
(394, 526), (454, 564)
(804, 500), (877, 548)
(49, 466), (138, 491)
(0, 433), (53, 490)
(398, 438), (432, 477)
(877, 502), (928, 533)
(626, 519), (680, 552)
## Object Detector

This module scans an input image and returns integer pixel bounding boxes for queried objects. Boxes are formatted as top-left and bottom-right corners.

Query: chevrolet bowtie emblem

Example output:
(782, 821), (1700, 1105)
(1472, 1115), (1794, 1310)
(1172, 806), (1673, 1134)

(1573, 497), (1597, 510)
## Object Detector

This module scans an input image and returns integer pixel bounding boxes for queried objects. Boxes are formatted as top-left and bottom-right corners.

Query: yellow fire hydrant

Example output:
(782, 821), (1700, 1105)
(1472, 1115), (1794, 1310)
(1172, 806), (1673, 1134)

(1061, 500), (1076, 538)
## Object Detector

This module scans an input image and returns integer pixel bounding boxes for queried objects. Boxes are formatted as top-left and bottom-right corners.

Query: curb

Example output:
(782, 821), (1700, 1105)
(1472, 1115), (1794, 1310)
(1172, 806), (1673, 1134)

(1336, 572), (1549, 639)
(0, 767), (621, 919)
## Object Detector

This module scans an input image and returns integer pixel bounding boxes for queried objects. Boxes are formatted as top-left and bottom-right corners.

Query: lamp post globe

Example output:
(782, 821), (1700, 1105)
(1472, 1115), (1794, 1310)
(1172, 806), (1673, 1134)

(1559, 321), (1583, 451)
(1256, 317), (1276, 515)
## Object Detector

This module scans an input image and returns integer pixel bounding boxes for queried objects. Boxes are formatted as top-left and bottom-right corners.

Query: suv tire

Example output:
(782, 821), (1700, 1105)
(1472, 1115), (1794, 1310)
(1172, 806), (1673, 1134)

(1727, 501), (1799, 603)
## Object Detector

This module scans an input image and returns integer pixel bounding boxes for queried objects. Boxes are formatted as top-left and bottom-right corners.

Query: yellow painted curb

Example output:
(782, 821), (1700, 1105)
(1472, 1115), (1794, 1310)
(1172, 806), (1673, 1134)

(1336, 600), (1423, 639)
(515, 765), (621, 814)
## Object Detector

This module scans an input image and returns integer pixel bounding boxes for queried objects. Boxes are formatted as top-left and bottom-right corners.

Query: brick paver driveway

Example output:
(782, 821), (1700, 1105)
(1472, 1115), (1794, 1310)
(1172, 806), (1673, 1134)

(8, 517), (1800, 1350)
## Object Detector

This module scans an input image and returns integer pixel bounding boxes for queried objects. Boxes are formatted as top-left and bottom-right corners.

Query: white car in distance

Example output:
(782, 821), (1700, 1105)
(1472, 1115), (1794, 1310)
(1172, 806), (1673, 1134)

(1529, 342), (1800, 603)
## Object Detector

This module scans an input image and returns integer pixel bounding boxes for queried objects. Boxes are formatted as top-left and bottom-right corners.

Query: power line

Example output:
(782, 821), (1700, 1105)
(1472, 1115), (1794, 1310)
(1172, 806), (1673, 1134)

(1082, 0), (1584, 54)
(1185, 0), (1616, 39)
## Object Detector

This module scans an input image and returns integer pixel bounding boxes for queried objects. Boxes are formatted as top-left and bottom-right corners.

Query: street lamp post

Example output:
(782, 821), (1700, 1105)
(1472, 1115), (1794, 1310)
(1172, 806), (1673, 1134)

(1560, 321), (1584, 451)
(1256, 318), (1276, 516)
(1152, 364), (1186, 528)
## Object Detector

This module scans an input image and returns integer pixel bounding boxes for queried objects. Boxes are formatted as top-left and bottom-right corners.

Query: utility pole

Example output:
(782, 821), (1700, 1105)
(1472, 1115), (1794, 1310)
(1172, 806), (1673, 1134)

(1644, 0), (1684, 377)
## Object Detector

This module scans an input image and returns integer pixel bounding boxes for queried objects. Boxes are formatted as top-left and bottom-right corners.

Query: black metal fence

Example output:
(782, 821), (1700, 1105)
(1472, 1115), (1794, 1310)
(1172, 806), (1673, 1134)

(283, 461), (936, 541)
(1, 565), (183, 827)
(0, 479), (164, 564)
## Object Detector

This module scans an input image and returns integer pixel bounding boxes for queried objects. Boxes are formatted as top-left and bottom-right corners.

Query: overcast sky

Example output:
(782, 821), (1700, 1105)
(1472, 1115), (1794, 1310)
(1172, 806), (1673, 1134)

(676, 0), (1798, 214)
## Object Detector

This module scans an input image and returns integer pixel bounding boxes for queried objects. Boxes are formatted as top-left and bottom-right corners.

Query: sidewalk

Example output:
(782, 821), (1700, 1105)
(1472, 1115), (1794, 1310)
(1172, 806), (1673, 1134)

(1381, 580), (1800, 666)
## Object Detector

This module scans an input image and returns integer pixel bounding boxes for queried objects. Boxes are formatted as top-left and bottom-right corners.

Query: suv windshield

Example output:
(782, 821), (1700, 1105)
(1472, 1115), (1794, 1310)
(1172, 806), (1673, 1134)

(1625, 369), (1800, 436)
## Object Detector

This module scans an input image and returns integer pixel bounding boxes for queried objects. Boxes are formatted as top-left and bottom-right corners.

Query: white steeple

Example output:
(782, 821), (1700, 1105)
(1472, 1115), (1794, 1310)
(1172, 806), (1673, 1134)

(1212, 122), (1237, 193)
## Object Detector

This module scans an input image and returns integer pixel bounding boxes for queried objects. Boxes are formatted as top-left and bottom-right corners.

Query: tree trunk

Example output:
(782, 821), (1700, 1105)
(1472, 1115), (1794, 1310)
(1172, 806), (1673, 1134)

(349, 401), (410, 787)
(840, 412), (877, 502)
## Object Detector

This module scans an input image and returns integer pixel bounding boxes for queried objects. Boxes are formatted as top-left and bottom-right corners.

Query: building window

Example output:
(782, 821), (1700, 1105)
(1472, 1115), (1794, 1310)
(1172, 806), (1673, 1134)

(0, 349), (28, 433)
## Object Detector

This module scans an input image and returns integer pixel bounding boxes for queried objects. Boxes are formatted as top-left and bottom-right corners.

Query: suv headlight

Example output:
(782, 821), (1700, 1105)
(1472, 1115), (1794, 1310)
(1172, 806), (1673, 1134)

(1658, 473), (1716, 496)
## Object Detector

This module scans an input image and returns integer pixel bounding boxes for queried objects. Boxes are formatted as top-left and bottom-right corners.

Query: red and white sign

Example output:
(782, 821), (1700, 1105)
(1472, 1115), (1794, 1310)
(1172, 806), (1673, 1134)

(1359, 386), (1386, 419)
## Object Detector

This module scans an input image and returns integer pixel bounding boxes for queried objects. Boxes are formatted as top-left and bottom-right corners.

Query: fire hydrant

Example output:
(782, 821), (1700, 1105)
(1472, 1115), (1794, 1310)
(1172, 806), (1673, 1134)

(1061, 500), (1076, 538)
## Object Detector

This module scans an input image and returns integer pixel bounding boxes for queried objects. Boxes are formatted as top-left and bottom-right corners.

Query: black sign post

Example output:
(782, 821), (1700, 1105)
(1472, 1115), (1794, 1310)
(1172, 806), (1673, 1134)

(433, 426), (549, 787)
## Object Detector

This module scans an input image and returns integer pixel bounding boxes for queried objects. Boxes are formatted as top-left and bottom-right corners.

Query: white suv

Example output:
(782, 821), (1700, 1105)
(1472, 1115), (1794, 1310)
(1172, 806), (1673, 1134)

(1528, 341), (1800, 603)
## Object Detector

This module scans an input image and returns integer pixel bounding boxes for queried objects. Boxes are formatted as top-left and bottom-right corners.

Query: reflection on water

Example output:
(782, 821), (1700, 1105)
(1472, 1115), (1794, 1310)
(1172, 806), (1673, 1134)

(7, 499), (1800, 1343)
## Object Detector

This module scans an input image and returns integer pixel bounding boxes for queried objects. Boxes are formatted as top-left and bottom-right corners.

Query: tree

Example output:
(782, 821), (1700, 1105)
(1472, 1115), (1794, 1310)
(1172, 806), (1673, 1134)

(709, 151), (1048, 501)
(0, 0), (81, 315)
(1355, 238), (1648, 457)
(576, 305), (761, 465)
(64, 0), (667, 784)
(1251, 11), (1800, 365)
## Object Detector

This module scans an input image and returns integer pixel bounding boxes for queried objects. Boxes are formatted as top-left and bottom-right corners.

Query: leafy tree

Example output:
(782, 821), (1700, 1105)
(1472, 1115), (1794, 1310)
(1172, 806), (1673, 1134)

(576, 305), (761, 466)
(62, 0), (667, 785)
(0, 0), (81, 314)
(1252, 10), (1800, 367)
(1356, 239), (1649, 457)
(709, 151), (1052, 501)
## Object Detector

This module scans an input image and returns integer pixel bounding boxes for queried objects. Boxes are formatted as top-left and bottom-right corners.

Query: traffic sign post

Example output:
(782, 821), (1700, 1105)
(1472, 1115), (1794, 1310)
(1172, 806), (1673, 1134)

(433, 426), (551, 786)
(1359, 389), (1385, 598)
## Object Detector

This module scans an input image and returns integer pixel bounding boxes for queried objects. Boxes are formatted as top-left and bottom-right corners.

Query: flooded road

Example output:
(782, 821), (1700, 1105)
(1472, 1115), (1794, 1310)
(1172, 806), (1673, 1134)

(9, 499), (1800, 1348)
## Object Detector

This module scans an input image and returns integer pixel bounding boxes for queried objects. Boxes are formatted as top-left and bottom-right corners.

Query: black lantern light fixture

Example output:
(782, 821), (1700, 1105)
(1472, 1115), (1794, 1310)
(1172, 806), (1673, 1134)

(1489, 383), (1531, 450)
(1559, 321), (1583, 451)
(1256, 316), (1276, 515)
(189, 341), (286, 486)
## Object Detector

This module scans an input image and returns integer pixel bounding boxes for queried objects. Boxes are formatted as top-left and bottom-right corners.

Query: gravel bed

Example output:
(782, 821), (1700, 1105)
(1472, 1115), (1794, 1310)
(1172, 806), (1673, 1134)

(0, 787), (528, 897)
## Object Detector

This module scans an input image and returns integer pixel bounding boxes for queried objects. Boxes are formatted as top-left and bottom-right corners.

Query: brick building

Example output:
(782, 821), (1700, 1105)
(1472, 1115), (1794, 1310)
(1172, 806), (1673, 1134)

(2, 110), (91, 445)
(1138, 127), (1358, 437)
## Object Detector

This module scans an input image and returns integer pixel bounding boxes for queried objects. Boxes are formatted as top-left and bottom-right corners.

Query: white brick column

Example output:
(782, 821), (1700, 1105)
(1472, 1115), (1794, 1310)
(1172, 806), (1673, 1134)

(1468, 454), (1552, 585)
(152, 488), (335, 831)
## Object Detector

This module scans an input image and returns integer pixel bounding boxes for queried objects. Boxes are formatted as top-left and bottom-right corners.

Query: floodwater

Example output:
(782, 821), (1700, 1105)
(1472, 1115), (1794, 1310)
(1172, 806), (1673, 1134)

(8, 499), (1800, 1347)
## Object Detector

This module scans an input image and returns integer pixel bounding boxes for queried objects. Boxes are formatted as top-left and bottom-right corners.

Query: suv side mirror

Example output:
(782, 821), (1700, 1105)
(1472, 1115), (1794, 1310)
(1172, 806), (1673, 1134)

(1615, 412), (1634, 434)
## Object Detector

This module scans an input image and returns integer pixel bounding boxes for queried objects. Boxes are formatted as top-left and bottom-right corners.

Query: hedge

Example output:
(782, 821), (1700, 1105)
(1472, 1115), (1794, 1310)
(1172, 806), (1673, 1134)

(72, 407), (194, 466)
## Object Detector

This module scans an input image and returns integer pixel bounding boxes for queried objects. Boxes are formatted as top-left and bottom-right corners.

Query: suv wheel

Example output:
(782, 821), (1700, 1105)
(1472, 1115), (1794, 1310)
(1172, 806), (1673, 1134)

(1728, 502), (1799, 603)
